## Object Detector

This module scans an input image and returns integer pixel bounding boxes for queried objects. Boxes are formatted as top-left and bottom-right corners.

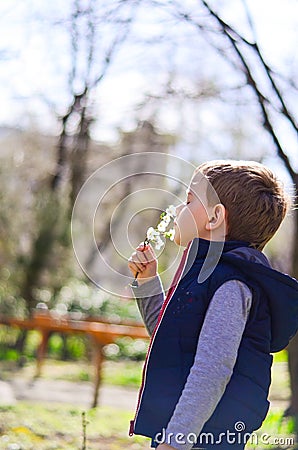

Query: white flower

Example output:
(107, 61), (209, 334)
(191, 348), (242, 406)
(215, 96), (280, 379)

(157, 221), (167, 232)
(154, 236), (165, 250)
(165, 205), (176, 218)
(145, 205), (176, 250)
(147, 226), (160, 241)
(167, 228), (175, 241)
(162, 214), (171, 226)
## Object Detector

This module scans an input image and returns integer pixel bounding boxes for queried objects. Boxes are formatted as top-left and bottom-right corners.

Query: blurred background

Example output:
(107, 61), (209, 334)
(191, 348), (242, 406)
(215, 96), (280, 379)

(0, 0), (297, 449)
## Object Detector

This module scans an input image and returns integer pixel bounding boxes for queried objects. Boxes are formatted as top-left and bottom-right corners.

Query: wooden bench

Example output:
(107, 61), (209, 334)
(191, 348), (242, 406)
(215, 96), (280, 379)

(0, 311), (149, 407)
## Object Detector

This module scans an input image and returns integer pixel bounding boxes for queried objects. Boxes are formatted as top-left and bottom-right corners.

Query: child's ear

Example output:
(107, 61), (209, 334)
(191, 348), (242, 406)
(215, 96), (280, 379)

(205, 204), (226, 231)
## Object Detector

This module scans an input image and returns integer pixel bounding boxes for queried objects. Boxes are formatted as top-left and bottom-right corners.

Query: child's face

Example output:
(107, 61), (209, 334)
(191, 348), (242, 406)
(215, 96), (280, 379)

(173, 172), (215, 247)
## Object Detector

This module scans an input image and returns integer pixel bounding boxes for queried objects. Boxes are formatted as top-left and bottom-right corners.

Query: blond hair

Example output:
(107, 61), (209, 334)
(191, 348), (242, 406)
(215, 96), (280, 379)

(196, 160), (291, 250)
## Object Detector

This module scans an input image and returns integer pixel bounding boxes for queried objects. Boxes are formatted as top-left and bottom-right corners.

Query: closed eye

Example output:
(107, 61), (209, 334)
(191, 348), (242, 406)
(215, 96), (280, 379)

(185, 191), (192, 204)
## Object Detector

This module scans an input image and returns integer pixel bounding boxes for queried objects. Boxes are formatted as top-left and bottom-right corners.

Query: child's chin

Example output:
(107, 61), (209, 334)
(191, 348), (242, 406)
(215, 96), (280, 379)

(173, 233), (180, 246)
(174, 235), (188, 247)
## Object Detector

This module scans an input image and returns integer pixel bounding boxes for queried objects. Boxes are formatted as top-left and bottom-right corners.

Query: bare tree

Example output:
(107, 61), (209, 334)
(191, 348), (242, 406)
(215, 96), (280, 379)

(201, 1), (298, 419)
(20, 0), (139, 318)
(156, 0), (298, 417)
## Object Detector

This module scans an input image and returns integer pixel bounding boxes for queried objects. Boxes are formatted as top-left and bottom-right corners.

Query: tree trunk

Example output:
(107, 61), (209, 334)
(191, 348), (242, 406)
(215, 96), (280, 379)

(70, 101), (91, 210)
(14, 329), (27, 354)
(21, 192), (60, 315)
(20, 93), (88, 316)
(287, 333), (298, 415)
(287, 182), (298, 416)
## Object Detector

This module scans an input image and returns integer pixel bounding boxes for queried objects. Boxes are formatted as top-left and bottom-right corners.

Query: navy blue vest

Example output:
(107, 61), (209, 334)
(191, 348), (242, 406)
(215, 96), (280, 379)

(131, 238), (298, 445)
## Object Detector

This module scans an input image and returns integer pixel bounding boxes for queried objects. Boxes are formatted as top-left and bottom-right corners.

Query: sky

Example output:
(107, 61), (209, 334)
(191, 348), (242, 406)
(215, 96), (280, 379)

(0, 0), (297, 181)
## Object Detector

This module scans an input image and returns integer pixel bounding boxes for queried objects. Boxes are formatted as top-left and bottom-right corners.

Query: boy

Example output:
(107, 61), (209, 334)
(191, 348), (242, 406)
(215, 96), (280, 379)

(128, 160), (298, 450)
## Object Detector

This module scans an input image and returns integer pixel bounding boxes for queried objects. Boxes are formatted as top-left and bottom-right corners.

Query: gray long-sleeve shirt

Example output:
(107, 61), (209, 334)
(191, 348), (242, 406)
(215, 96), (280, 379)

(131, 275), (252, 450)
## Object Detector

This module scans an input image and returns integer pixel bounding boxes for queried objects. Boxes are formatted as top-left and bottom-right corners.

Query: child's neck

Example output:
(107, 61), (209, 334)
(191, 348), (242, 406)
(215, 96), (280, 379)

(199, 228), (226, 242)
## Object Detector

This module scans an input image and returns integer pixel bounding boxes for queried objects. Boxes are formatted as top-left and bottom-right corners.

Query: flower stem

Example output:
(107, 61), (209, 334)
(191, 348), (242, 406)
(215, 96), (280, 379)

(130, 238), (150, 287)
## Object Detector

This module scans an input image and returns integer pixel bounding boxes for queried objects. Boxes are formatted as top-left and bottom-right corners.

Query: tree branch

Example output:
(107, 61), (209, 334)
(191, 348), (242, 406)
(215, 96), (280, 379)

(198, 0), (297, 182)
(202, 0), (298, 133)
(90, 0), (141, 89)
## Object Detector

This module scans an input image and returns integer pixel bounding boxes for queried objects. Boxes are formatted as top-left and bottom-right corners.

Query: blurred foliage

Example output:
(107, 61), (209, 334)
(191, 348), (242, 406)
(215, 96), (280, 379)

(103, 338), (147, 361)
(0, 133), (147, 361)
(0, 321), (147, 364)
(0, 402), (295, 450)
(0, 359), (143, 388)
(0, 403), (149, 450)
(273, 350), (288, 364)
(49, 278), (140, 320)
(0, 141), (72, 317)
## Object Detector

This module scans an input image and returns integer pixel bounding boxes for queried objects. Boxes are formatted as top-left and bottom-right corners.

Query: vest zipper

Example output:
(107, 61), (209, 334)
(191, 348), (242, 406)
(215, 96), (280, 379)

(129, 241), (193, 436)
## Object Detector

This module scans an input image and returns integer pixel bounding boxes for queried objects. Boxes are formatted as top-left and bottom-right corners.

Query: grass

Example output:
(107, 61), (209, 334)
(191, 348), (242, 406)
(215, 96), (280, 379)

(0, 350), (296, 449)
(0, 403), (150, 449)
(0, 403), (296, 450)
(248, 410), (297, 449)
(0, 359), (143, 387)
(273, 350), (288, 364)
(0, 348), (289, 387)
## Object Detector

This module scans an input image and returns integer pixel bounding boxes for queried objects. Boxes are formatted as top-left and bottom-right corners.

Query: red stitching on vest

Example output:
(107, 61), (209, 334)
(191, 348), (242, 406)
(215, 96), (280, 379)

(129, 241), (193, 436)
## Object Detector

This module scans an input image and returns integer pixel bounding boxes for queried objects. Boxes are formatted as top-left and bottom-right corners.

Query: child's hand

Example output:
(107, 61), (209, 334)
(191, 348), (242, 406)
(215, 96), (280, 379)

(128, 243), (158, 285)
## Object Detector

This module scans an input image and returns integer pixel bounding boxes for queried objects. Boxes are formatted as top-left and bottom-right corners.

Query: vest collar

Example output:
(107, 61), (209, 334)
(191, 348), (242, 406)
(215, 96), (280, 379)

(190, 237), (251, 260)
(182, 238), (251, 283)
